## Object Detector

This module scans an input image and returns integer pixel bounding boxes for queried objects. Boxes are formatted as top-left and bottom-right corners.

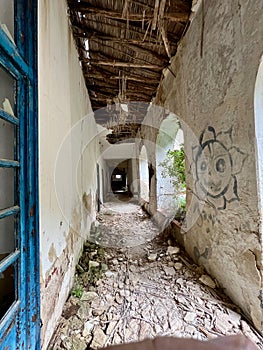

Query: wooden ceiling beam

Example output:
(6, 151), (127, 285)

(84, 36), (168, 62)
(89, 92), (150, 104)
(73, 30), (168, 47)
(84, 68), (160, 83)
(87, 48), (165, 67)
(88, 85), (118, 94)
(90, 90), (152, 101)
(111, 75), (159, 84)
(69, 3), (189, 22)
(82, 59), (163, 70)
(85, 63), (161, 79)
(86, 80), (153, 92)
(71, 18), (150, 39)
(72, 18), (180, 45)
(85, 73), (159, 85)
(87, 84), (154, 98)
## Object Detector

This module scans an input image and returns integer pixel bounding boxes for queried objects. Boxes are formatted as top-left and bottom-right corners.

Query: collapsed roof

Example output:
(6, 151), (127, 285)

(68, 0), (192, 142)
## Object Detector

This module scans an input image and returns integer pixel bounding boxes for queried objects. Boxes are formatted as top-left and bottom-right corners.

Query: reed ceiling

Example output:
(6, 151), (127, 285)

(68, 0), (192, 142)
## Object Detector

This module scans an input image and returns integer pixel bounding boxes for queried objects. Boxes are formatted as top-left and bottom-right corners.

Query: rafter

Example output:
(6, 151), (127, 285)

(85, 66), (160, 83)
(68, 3), (189, 22)
(87, 48), (164, 67)
(87, 83), (154, 96)
(85, 73), (159, 85)
(85, 64), (162, 79)
(82, 59), (163, 70)
(82, 34), (169, 62)
(71, 18), (151, 39)
(68, 0), (191, 121)
(73, 30), (168, 47)
(72, 18), (180, 46)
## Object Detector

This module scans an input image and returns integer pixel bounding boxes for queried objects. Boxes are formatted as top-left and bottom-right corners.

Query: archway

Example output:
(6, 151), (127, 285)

(156, 113), (185, 220)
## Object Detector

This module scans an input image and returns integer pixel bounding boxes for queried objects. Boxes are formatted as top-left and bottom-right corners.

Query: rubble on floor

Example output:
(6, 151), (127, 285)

(48, 203), (263, 350)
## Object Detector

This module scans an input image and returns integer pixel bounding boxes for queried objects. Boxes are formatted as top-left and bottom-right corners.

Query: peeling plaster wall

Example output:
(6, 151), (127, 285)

(38, 1), (98, 348)
(143, 0), (263, 331)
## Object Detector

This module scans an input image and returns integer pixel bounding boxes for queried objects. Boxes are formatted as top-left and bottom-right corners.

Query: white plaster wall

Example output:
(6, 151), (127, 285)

(139, 146), (149, 201)
(38, 1), (98, 348)
(152, 0), (263, 330)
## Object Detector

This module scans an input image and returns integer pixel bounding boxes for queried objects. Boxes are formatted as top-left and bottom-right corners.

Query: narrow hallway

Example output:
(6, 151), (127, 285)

(48, 201), (263, 350)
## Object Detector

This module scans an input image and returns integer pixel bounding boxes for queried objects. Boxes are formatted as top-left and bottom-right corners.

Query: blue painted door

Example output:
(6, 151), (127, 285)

(0, 1), (39, 349)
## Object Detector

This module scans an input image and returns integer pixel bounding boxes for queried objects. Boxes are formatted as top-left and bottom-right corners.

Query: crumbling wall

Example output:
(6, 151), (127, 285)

(38, 0), (98, 348)
(143, 0), (263, 331)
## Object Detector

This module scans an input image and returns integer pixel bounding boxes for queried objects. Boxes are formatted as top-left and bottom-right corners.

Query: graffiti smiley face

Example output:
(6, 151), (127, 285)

(196, 140), (232, 198)
(192, 126), (247, 210)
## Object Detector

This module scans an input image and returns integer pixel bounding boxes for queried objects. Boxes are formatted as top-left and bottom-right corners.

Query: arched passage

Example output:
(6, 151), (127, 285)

(139, 145), (149, 201)
(156, 113), (185, 219)
(254, 56), (263, 240)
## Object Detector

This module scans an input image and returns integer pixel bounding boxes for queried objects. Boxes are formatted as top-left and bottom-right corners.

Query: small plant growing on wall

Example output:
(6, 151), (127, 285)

(159, 146), (186, 220)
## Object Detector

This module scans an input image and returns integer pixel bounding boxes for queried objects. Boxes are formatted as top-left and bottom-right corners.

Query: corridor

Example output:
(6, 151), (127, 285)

(1, 0), (263, 348)
(48, 201), (263, 350)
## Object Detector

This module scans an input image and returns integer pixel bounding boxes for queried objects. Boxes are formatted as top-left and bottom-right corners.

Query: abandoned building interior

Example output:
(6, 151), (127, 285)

(0, 0), (263, 349)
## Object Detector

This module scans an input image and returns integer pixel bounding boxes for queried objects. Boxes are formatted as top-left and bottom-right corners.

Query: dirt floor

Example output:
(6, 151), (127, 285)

(48, 200), (263, 350)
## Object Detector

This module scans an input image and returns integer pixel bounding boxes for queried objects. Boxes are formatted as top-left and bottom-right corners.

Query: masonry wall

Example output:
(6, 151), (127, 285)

(143, 0), (263, 330)
(38, 1), (98, 348)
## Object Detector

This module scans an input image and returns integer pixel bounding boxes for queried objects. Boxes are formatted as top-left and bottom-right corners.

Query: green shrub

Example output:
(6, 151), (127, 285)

(160, 146), (186, 191)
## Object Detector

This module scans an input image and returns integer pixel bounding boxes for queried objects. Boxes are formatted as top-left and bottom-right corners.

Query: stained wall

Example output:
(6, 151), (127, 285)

(38, 1), (99, 348)
(143, 0), (263, 330)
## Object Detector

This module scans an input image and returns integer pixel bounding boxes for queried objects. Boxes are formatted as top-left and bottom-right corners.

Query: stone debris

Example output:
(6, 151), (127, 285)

(199, 274), (216, 289)
(81, 291), (98, 301)
(148, 253), (157, 261)
(184, 312), (197, 323)
(89, 261), (100, 268)
(83, 321), (94, 337)
(167, 246), (180, 255)
(48, 202), (263, 350)
(90, 327), (108, 349)
(163, 266), (176, 276)
(174, 262), (183, 270)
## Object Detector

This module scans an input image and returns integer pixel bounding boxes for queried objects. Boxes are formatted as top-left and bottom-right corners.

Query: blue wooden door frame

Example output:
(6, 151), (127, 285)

(0, 1), (40, 348)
